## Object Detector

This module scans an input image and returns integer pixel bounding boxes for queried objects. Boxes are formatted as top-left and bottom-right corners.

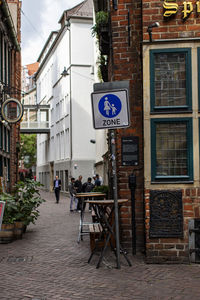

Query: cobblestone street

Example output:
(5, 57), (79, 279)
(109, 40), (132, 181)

(0, 190), (200, 300)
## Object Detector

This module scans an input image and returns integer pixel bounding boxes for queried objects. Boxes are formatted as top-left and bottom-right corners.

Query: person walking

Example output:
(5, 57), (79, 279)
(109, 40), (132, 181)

(74, 175), (83, 211)
(95, 174), (101, 187)
(69, 177), (78, 212)
(82, 177), (94, 211)
(53, 175), (61, 203)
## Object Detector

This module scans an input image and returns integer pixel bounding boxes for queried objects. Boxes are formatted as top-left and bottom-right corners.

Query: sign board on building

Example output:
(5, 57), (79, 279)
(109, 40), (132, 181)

(91, 89), (130, 130)
(121, 136), (139, 166)
(149, 190), (183, 238)
(1, 98), (23, 123)
(0, 201), (5, 231)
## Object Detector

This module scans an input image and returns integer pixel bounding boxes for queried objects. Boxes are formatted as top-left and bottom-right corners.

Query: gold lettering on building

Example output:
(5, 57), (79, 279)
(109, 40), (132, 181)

(163, 1), (178, 17)
(197, 0), (200, 12)
(182, 1), (193, 19)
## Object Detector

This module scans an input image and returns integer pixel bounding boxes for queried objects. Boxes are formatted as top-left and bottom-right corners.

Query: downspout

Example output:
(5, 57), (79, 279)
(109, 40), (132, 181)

(66, 21), (72, 178)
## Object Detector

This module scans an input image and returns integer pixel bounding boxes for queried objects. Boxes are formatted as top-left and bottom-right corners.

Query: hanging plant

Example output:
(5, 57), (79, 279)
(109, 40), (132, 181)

(91, 11), (109, 38)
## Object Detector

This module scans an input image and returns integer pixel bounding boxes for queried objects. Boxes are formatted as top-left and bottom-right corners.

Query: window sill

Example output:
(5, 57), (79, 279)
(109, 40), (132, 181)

(151, 110), (192, 115)
(151, 180), (194, 184)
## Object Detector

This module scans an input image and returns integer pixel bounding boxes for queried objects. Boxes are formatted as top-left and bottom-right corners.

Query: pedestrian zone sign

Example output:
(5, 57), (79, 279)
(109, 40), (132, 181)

(91, 89), (130, 130)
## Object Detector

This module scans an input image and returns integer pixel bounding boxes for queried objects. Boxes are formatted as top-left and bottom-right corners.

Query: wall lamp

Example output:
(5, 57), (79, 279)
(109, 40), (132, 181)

(61, 67), (70, 77)
(147, 22), (159, 42)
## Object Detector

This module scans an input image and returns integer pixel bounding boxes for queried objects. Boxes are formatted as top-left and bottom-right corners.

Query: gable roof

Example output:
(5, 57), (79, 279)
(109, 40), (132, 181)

(59, 0), (93, 23)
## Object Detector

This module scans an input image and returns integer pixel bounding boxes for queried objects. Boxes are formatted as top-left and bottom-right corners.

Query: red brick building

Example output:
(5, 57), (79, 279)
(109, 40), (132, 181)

(94, 0), (200, 262)
(0, 0), (21, 192)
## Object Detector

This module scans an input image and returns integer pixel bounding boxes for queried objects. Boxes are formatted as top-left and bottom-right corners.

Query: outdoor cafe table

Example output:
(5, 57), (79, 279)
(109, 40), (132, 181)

(85, 199), (132, 269)
(76, 192), (106, 243)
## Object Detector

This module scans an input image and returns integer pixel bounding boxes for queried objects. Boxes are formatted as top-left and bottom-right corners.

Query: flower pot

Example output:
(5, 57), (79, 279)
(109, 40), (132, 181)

(0, 223), (14, 243)
(22, 224), (27, 233)
(14, 221), (24, 239)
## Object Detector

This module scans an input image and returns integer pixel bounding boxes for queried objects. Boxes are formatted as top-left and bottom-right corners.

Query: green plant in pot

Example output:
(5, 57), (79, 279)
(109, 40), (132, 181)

(0, 193), (18, 243)
(92, 11), (109, 37)
(92, 185), (109, 198)
(92, 11), (109, 55)
(14, 179), (45, 229)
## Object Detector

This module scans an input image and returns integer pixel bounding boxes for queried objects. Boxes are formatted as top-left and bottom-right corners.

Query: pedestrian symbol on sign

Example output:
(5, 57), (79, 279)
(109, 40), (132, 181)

(98, 94), (122, 118)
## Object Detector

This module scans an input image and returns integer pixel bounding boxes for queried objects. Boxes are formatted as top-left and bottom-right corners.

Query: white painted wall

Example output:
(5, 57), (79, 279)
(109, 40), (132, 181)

(36, 16), (96, 190)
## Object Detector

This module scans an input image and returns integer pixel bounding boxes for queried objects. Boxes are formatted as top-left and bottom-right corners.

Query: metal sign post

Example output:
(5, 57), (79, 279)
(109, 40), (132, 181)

(91, 88), (130, 269)
(110, 130), (121, 269)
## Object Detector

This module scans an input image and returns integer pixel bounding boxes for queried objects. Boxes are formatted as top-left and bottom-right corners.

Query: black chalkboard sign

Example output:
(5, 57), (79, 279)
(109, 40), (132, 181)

(121, 136), (139, 166)
(150, 190), (183, 238)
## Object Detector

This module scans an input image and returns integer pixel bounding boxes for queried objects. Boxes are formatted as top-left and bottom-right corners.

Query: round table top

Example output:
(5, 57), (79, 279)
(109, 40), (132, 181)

(76, 192), (106, 198)
(85, 199), (128, 204)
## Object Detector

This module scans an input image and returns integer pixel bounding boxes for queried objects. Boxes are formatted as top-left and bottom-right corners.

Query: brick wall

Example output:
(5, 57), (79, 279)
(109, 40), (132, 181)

(8, 0), (21, 191)
(145, 188), (200, 263)
(143, 0), (200, 41)
(110, 0), (144, 251)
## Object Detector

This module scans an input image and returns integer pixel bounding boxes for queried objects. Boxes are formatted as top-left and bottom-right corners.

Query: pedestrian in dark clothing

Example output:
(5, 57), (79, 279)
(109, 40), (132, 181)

(95, 174), (101, 186)
(83, 177), (94, 193)
(74, 175), (83, 211)
(69, 177), (78, 212)
(53, 175), (61, 203)
(82, 177), (94, 211)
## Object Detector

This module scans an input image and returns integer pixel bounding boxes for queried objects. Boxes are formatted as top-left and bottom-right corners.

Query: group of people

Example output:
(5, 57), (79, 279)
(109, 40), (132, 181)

(53, 174), (102, 212)
(69, 174), (102, 212)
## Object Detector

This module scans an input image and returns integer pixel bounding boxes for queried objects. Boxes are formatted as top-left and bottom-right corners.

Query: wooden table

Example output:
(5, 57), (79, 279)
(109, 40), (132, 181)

(76, 192), (106, 243)
(85, 199), (132, 269)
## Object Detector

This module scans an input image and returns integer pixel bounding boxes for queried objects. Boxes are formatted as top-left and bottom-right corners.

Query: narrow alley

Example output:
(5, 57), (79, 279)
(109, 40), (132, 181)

(0, 190), (200, 300)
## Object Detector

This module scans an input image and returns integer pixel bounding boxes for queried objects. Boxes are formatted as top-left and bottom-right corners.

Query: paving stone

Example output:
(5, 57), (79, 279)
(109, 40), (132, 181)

(0, 190), (200, 299)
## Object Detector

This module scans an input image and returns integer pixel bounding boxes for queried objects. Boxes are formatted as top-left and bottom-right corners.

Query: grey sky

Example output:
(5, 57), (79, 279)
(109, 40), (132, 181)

(21, 0), (82, 65)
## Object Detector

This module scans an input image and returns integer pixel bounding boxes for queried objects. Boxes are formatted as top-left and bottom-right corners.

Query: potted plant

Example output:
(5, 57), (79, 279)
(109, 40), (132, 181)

(92, 11), (109, 55)
(0, 193), (18, 243)
(14, 179), (45, 231)
(92, 185), (109, 198)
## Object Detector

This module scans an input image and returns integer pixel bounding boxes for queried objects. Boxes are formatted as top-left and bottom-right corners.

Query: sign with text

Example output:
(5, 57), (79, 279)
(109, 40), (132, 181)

(122, 136), (139, 166)
(1, 98), (23, 123)
(0, 201), (5, 230)
(150, 190), (183, 238)
(91, 89), (130, 129)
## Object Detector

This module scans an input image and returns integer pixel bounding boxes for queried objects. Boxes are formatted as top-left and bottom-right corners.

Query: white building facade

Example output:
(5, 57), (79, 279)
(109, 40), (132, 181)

(35, 0), (96, 191)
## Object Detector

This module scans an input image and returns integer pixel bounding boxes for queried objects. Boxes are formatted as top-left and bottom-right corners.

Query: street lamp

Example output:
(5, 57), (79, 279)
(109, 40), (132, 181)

(147, 22), (160, 42)
(61, 67), (70, 77)
(90, 139), (96, 144)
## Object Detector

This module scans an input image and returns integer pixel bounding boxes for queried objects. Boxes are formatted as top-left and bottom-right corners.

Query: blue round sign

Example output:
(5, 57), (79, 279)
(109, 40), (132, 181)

(98, 94), (122, 119)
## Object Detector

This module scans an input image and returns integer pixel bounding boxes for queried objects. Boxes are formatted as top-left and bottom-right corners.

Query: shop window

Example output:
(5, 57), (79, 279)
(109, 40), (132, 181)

(151, 118), (193, 182)
(60, 170), (63, 190)
(65, 170), (69, 191)
(150, 48), (192, 111)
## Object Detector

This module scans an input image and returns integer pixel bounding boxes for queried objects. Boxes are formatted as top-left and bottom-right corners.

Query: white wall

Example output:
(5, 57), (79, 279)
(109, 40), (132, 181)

(36, 17), (96, 186)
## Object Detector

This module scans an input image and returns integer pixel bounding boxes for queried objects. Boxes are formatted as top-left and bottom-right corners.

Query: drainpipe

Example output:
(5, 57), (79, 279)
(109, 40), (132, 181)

(66, 22), (72, 178)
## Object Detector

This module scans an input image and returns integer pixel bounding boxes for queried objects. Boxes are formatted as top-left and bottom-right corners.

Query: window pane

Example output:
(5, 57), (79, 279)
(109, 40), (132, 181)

(154, 52), (187, 107)
(29, 110), (37, 121)
(156, 122), (188, 176)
